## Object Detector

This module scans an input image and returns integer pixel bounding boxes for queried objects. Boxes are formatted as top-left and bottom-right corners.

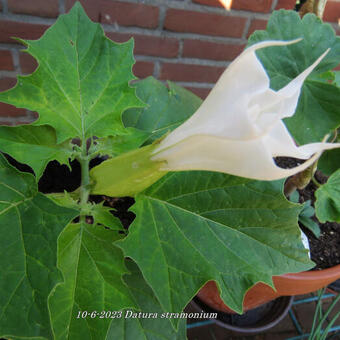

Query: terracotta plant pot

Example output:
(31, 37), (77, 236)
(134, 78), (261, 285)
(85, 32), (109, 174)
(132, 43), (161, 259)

(328, 279), (340, 294)
(197, 264), (340, 313)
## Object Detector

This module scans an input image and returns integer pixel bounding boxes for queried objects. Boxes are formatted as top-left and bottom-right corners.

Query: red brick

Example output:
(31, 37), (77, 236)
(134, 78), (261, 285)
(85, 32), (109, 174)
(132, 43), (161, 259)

(20, 52), (38, 74)
(0, 77), (17, 92)
(0, 51), (14, 71)
(106, 32), (179, 58)
(0, 21), (49, 44)
(66, 0), (100, 21)
(133, 61), (154, 78)
(164, 9), (247, 38)
(185, 86), (211, 99)
(183, 39), (244, 61)
(193, 0), (273, 13)
(0, 103), (27, 117)
(0, 78), (26, 117)
(275, 0), (296, 10)
(160, 63), (225, 83)
(100, 1), (159, 28)
(8, 0), (59, 18)
(247, 19), (268, 38)
(324, 1), (340, 23)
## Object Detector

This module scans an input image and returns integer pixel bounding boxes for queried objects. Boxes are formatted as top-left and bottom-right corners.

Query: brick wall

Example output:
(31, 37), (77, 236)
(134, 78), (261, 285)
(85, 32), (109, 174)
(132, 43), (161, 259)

(0, 0), (339, 124)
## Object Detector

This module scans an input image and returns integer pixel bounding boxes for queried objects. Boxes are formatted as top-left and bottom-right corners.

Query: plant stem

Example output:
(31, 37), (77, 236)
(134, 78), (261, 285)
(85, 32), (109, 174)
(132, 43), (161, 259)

(79, 139), (91, 223)
(312, 176), (322, 188)
(299, 0), (328, 19)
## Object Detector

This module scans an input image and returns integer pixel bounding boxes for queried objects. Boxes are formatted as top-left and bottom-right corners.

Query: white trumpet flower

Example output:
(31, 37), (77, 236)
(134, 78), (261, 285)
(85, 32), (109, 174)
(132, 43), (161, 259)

(152, 39), (340, 181)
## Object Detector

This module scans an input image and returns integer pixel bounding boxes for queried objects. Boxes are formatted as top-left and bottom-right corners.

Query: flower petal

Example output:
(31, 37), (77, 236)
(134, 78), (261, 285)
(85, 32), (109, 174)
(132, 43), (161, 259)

(248, 48), (329, 132)
(152, 40), (339, 182)
(158, 39), (304, 150)
(153, 133), (340, 181)
(265, 121), (339, 159)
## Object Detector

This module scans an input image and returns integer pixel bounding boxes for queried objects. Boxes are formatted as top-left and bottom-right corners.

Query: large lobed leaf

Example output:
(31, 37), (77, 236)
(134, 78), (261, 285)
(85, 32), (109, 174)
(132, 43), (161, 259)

(118, 171), (313, 316)
(248, 10), (340, 145)
(48, 222), (186, 340)
(0, 3), (143, 144)
(0, 154), (77, 339)
(0, 125), (72, 179)
(107, 261), (187, 340)
(315, 169), (340, 223)
(48, 222), (137, 340)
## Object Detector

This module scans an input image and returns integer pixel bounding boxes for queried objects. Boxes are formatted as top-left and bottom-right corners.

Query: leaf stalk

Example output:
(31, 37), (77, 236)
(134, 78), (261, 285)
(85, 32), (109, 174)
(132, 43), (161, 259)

(79, 139), (91, 223)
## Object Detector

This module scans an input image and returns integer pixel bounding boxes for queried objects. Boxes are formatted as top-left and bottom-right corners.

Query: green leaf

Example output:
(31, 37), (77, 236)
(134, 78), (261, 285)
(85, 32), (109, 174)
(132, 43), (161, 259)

(249, 11), (340, 89)
(309, 70), (335, 83)
(47, 190), (80, 210)
(319, 148), (340, 176)
(299, 216), (321, 238)
(318, 130), (340, 176)
(334, 71), (340, 86)
(117, 171), (313, 316)
(315, 169), (340, 223)
(248, 10), (340, 144)
(0, 125), (72, 179)
(91, 203), (125, 231)
(123, 77), (202, 143)
(106, 260), (187, 340)
(0, 154), (78, 339)
(300, 200), (314, 218)
(93, 127), (149, 158)
(289, 190), (299, 203)
(286, 81), (340, 144)
(0, 3), (143, 144)
(48, 222), (137, 340)
(299, 201), (320, 238)
(48, 192), (125, 231)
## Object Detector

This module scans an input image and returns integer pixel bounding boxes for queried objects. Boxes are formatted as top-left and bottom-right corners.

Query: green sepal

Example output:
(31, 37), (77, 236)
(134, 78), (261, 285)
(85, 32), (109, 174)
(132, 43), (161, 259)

(90, 144), (168, 197)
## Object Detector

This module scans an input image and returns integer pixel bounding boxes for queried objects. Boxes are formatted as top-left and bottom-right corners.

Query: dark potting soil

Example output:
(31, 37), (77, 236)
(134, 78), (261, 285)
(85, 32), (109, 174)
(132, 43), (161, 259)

(275, 156), (340, 270)
(298, 172), (340, 270)
(295, 0), (308, 11)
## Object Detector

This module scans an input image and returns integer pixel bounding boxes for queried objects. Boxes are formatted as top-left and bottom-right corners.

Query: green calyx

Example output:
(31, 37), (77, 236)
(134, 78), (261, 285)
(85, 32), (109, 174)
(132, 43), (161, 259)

(90, 144), (168, 197)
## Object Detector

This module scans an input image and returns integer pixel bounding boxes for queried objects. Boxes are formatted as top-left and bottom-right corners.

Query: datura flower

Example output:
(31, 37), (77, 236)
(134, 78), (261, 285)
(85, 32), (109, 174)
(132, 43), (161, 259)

(91, 39), (340, 197)
(151, 39), (340, 181)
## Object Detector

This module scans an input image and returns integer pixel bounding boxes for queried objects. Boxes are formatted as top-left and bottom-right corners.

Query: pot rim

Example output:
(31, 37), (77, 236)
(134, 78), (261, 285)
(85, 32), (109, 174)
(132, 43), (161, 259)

(280, 263), (340, 280)
(190, 295), (294, 334)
